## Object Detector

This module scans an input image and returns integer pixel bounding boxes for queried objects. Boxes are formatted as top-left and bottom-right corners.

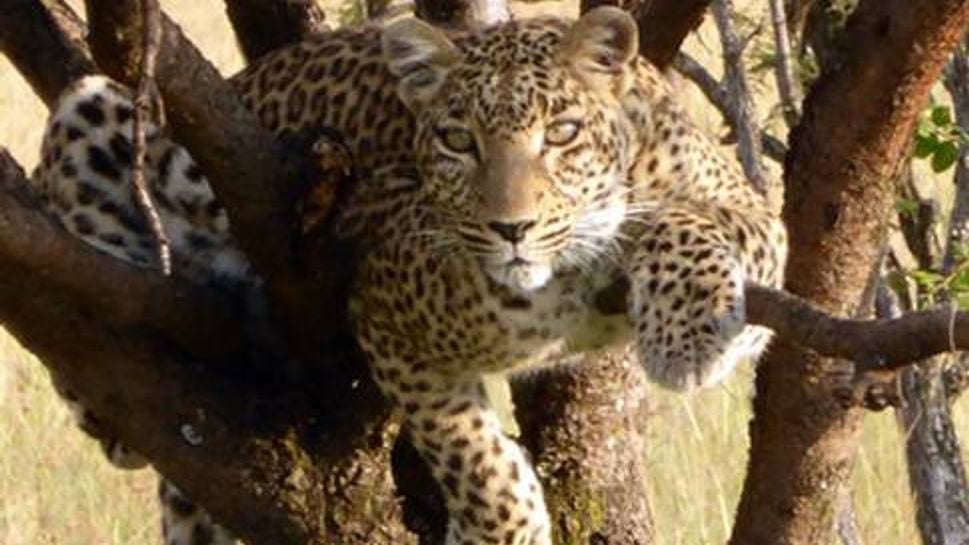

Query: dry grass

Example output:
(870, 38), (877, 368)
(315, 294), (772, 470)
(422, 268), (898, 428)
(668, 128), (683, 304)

(0, 1), (967, 544)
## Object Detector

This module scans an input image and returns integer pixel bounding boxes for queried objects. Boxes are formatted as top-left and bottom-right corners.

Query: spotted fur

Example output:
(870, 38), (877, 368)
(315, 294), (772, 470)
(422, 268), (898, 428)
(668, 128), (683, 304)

(34, 8), (786, 545)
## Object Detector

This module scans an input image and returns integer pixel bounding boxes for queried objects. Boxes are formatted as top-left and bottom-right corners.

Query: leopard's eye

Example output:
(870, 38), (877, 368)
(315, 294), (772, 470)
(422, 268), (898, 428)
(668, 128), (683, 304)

(544, 120), (582, 147)
(437, 126), (477, 155)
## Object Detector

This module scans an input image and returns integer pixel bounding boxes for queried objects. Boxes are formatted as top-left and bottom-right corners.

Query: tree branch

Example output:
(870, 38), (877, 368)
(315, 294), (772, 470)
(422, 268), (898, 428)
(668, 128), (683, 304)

(74, 3), (410, 543)
(769, 0), (802, 127)
(745, 282), (969, 373)
(672, 52), (788, 162)
(0, 149), (244, 363)
(891, 42), (969, 545)
(711, 0), (767, 192)
(131, 0), (172, 274)
(223, 0), (327, 64)
(0, 147), (333, 545)
(0, 0), (95, 108)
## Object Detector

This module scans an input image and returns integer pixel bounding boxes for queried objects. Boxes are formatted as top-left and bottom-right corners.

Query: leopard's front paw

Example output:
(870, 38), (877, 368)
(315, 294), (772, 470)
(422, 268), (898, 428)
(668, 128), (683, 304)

(626, 213), (768, 391)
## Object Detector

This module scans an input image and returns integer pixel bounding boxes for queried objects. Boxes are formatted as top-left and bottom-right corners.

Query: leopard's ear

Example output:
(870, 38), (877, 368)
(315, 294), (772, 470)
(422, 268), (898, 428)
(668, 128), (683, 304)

(560, 7), (638, 98)
(382, 18), (462, 113)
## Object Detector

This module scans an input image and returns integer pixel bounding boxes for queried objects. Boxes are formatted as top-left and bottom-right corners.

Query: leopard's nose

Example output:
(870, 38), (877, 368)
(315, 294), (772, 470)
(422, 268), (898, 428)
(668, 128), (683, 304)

(487, 220), (536, 243)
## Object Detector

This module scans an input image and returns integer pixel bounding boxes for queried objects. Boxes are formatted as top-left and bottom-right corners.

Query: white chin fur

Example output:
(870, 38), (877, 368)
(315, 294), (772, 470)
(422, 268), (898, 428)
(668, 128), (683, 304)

(490, 262), (552, 292)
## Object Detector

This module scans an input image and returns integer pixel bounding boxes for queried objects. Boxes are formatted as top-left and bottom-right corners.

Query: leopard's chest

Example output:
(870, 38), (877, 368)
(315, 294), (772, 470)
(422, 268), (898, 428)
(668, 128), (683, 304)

(358, 242), (629, 375)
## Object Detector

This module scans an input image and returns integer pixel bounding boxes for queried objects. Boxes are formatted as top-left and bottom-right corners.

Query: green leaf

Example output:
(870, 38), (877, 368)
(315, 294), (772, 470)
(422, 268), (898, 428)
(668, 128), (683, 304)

(931, 141), (960, 172)
(931, 105), (953, 127)
(914, 134), (938, 158)
(955, 292), (969, 310)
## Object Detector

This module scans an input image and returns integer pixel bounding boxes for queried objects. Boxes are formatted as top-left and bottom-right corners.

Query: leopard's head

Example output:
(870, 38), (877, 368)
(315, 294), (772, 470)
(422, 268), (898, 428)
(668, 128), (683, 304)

(383, 8), (640, 292)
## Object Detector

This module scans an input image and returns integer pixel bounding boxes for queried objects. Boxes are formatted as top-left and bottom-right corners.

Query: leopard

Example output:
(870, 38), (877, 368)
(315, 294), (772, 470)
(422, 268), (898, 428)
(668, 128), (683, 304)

(32, 7), (787, 545)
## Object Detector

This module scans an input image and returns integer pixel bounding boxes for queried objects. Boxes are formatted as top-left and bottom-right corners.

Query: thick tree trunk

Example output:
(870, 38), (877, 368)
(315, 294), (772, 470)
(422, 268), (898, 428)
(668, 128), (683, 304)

(731, 1), (969, 544)
(514, 351), (655, 545)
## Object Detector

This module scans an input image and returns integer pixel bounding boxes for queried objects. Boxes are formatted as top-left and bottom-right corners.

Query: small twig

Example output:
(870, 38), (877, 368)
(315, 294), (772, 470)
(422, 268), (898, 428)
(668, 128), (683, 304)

(768, 0), (802, 127)
(673, 52), (788, 162)
(711, 0), (767, 192)
(743, 282), (969, 374)
(132, 0), (171, 275)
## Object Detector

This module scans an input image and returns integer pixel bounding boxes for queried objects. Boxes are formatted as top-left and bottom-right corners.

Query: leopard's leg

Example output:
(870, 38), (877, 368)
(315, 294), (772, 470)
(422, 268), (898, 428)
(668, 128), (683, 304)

(626, 204), (785, 390)
(52, 380), (148, 470)
(159, 479), (237, 545)
(358, 334), (551, 545)
(54, 382), (238, 545)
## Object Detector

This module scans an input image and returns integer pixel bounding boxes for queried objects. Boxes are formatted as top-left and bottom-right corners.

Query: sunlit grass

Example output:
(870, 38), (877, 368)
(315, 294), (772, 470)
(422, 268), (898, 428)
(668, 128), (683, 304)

(0, 330), (157, 545)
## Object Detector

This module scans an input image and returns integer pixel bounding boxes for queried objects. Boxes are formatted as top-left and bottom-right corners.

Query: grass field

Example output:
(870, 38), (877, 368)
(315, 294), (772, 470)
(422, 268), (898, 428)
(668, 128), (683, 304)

(0, 1), (967, 544)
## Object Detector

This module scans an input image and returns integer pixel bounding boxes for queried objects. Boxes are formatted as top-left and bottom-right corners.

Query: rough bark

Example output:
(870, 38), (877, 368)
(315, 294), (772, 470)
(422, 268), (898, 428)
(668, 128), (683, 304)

(0, 147), (339, 545)
(742, 283), (969, 372)
(942, 46), (969, 405)
(513, 351), (654, 545)
(0, 150), (246, 363)
(224, 0), (327, 64)
(730, 2), (969, 545)
(579, 0), (712, 69)
(0, 0), (95, 108)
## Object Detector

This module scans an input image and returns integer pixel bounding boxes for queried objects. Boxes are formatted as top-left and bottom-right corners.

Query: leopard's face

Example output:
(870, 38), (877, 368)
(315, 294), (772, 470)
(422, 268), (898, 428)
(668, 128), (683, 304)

(383, 9), (641, 292)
